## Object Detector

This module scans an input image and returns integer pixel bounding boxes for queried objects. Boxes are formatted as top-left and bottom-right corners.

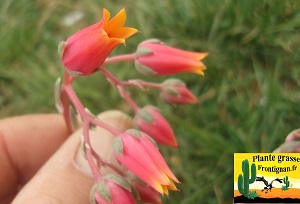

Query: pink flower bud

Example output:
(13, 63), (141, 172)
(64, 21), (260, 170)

(131, 180), (162, 204)
(134, 106), (178, 147)
(135, 39), (207, 76)
(160, 79), (198, 104)
(60, 8), (138, 76)
(112, 129), (179, 195)
(93, 174), (136, 204)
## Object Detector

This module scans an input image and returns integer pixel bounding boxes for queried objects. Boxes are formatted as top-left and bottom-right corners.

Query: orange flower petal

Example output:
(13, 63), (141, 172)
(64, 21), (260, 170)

(197, 52), (208, 60)
(102, 8), (110, 24)
(108, 27), (138, 39)
(104, 8), (126, 34)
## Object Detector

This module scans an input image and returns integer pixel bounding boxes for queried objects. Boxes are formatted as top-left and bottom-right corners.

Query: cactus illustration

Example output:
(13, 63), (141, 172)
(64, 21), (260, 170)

(238, 159), (257, 196)
(281, 176), (290, 191)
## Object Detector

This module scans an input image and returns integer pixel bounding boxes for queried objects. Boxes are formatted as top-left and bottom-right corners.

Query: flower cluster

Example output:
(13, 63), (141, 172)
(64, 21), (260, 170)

(57, 7), (207, 204)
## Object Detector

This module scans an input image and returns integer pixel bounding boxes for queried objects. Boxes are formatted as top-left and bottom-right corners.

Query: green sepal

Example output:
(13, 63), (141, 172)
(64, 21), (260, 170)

(112, 136), (123, 155)
(97, 180), (112, 202)
(136, 47), (153, 58)
(104, 174), (131, 192)
(54, 77), (63, 113)
(89, 184), (98, 204)
(58, 41), (67, 59)
(137, 108), (154, 123)
(163, 78), (186, 87)
(163, 87), (179, 96)
(126, 129), (142, 139)
(135, 61), (156, 76)
(141, 38), (162, 44)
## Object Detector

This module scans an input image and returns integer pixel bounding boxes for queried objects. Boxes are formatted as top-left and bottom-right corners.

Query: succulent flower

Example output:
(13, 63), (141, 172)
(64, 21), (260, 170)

(60, 8), (138, 76)
(160, 78), (198, 104)
(112, 129), (179, 195)
(92, 174), (136, 204)
(135, 39), (207, 76)
(134, 106), (178, 147)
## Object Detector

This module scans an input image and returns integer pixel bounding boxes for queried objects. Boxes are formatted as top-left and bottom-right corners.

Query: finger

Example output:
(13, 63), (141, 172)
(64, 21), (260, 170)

(0, 114), (68, 200)
(12, 110), (133, 204)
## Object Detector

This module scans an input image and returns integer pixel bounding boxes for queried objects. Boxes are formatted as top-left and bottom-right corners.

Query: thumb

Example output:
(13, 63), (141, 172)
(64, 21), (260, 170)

(12, 110), (132, 204)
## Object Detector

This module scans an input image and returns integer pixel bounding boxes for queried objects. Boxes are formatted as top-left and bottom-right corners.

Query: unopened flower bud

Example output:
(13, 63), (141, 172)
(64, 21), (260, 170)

(93, 174), (136, 204)
(160, 84), (198, 104)
(135, 39), (207, 76)
(112, 129), (179, 195)
(134, 106), (178, 147)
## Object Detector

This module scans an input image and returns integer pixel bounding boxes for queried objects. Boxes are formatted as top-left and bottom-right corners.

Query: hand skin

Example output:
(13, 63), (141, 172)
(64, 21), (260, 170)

(0, 111), (132, 204)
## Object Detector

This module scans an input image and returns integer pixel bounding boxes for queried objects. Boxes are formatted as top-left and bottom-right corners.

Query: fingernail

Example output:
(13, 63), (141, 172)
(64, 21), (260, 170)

(75, 110), (133, 177)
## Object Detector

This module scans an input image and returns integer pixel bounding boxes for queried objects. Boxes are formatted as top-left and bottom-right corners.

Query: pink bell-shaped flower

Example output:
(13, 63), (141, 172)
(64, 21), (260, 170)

(112, 129), (179, 195)
(92, 174), (136, 204)
(160, 78), (198, 104)
(60, 8), (138, 76)
(135, 39), (207, 76)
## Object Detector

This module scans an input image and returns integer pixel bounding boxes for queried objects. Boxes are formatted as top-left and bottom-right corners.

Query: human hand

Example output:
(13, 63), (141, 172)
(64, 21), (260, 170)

(0, 111), (132, 204)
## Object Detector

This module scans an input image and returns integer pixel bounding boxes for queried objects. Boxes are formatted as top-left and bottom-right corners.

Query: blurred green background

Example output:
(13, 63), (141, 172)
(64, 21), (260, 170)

(1, 0), (300, 203)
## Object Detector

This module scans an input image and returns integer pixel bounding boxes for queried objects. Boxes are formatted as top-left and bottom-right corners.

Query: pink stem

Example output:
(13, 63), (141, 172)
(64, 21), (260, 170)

(91, 149), (126, 176)
(100, 67), (162, 90)
(118, 86), (139, 113)
(100, 68), (140, 113)
(90, 118), (121, 136)
(83, 120), (102, 182)
(103, 53), (136, 65)
(61, 72), (74, 134)
(62, 72), (125, 180)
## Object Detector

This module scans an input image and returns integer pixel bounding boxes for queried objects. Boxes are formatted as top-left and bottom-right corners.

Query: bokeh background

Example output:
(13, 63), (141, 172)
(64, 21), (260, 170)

(1, 0), (300, 203)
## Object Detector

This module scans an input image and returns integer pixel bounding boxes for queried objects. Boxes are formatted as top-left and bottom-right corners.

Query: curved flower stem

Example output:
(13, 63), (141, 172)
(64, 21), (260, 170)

(100, 67), (162, 90)
(100, 67), (140, 113)
(83, 120), (102, 182)
(91, 148), (126, 176)
(129, 80), (162, 90)
(90, 118), (122, 136)
(103, 53), (136, 65)
(117, 85), (139, 113)
(61, 71), (125, 181)
(63, 72), (121, 136)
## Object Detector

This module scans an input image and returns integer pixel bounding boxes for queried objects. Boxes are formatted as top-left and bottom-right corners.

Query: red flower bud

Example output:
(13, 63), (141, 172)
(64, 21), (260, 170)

(92, 174), (136, 204)
(112, 129), (179, 195)
(160, 79), (198, 104)
(134, 106), (178, 147)
(135, 39), (207, 76)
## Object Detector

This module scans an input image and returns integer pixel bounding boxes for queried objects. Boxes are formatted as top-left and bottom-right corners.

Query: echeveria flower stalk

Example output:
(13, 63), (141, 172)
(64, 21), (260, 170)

(58, 5), (207, 203)
(60, 8), (138, 76)
(134, 106), (178, 147)
(135, 39), (207, 76)
(112, 129), (179, 195)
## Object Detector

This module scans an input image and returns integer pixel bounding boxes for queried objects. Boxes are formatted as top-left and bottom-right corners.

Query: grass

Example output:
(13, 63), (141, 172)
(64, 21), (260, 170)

(1, 0), (300, 203)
